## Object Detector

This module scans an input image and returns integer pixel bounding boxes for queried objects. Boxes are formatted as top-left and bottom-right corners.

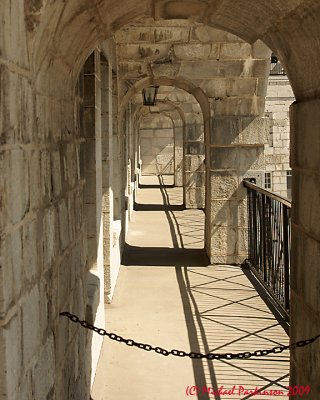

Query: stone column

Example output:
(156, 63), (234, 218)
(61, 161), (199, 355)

(101, 56), (116, 302)
(81, 49), (105, 385)
(207, 116), (269, 264)
(290, 99), (320, 393)
(184, 114), (205, 208)
(174, 122), (184, 187)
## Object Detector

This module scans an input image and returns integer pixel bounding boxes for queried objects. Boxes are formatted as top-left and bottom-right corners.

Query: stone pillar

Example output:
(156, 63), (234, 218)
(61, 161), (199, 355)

(81, 50), (105, 385)
(290, 99), (320, 393)
(174, 121), (184, 187)
(112, 71), (121, 221)
(101, 56), (117, 302)
(184, 114), (205, 208)
(207, 116), (269, 264)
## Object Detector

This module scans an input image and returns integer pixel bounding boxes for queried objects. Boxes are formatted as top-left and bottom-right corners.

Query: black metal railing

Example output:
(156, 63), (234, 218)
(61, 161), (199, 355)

(270, 61), (286, 75)
(243, 179), (291, 320)
(270, 54), (286, 75)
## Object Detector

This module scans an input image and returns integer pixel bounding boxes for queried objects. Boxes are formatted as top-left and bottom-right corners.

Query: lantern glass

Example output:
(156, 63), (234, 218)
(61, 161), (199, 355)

(142, 86), (159, 106)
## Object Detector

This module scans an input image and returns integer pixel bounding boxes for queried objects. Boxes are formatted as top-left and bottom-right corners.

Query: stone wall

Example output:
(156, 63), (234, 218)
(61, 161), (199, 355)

(0, 54), (92, 400)
(140, 114), (175, 175)
(264, 76), (295, 198)
(2, 0), (320, 397)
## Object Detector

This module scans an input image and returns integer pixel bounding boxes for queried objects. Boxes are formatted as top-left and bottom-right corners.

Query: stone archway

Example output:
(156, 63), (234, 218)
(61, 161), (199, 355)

(2, 1), (320, 396)
(119, 77), (211, 255)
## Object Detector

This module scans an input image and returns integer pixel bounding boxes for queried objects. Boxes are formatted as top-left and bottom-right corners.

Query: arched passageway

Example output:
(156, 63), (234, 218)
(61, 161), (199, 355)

(2, 1), (320, 398)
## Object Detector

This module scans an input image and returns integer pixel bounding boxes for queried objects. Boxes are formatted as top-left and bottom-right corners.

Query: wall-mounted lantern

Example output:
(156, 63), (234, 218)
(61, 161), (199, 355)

(142, 86), (159, 106)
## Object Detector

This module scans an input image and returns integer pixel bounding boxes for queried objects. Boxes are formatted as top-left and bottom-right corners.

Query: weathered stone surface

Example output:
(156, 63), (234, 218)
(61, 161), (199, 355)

(252, 40), (272, 59)
(0, 313), (22, 398)
(179, 60), (244, 80)
(210, 147), (239, 170)
(174, 44), (212, 60)
(210, 172), (239, 199)
(211, 116), (269, 145)
(117, 44), (170, 61)
(227, 78), (257, 96)
(210, 199), (238, 227)
(200, 79), (228, 98)
(0, 236), (12, 317)
(185, 171), (205, 187)
(191, 26), (243, 43)
(6, 149), (30, 224)
(293, 171), (320, 241)
(210, 226), (238, 256)
(151, 62), (181, 78)
(220, 42), (252, 59)
(22, 286), (41, 368)
(115, 27), (155, 43)
(154, 27), (190, 43)
(140, 115), (174, 175)
(185, 122), (204, 141)
(2, 1), (320, 397)
(291, 99), (320, 172)
(43, 207), (57, 269)
(213, 96), (265, 116)
(186, 142), (205, 155)
(118, 62), (148, 79)
(31, 335), (55, 400)
(184, 155), (205, 171)
(185, 187), (205, 208)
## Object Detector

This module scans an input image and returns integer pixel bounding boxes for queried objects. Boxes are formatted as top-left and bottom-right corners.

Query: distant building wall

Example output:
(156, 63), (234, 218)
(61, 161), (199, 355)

(140, 115), (174, 175)
(264, 76), (295, 198)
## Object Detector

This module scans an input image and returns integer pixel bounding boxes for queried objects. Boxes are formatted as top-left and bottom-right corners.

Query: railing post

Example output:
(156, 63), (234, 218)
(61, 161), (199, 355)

(261, 193), (267, 282)
(283, 204), (290, 312)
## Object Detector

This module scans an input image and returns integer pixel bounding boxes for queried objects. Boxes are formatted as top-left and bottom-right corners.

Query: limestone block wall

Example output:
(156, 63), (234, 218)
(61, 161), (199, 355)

(2, 1), (320, 396)
(140, 115), (175, 175)
(0, 54), (92, 400)
(208, 116), (269, 264)
(264, 76), (295, 198)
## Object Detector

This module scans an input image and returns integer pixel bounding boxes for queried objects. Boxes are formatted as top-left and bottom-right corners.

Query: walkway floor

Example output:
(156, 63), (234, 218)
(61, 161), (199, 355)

(91, 175), (289, 400)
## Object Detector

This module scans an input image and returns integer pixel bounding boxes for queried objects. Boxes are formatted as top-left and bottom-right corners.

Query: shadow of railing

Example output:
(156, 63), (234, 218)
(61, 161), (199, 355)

(181, 265), (290, 398)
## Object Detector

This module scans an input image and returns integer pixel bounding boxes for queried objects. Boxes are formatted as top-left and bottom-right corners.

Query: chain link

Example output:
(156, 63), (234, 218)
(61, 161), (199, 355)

(60, 311), (320, 361)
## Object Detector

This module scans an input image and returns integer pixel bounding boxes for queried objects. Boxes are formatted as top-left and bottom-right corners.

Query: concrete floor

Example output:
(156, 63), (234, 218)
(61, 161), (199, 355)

(91, 175), (289, 400)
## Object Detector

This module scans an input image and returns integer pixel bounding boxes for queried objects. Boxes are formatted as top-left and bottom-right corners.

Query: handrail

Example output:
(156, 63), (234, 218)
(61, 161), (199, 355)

(243, 180), (291, 208)
(243, 179), (291, 320)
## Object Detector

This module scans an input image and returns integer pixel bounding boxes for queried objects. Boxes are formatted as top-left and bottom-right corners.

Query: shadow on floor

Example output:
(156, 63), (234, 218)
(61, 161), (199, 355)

(117, 175), (289, 399)
(134, 203), (185, 211)
(138, 183), (175, 189)
(122, 244), (209, 267)
(176, 265), (290, 399)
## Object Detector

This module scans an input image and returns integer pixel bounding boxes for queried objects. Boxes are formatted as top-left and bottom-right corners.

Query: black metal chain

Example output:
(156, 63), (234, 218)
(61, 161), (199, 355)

(60, 311), (320, 361)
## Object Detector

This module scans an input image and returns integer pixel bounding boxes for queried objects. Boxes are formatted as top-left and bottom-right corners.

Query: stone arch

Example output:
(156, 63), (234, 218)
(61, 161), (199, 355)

(28, 1), (320, 100)
(120, 77), (210, 252)
(134, 99), (186, 188)
(2, 1), (320, 396)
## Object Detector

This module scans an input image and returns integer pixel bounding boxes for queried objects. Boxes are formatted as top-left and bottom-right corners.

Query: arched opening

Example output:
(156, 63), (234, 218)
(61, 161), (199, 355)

(2, 1), (320, 397)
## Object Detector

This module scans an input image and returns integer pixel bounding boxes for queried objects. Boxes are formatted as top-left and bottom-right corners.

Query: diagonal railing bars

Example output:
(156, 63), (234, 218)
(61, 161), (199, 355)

(242, 179), (291, 320)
